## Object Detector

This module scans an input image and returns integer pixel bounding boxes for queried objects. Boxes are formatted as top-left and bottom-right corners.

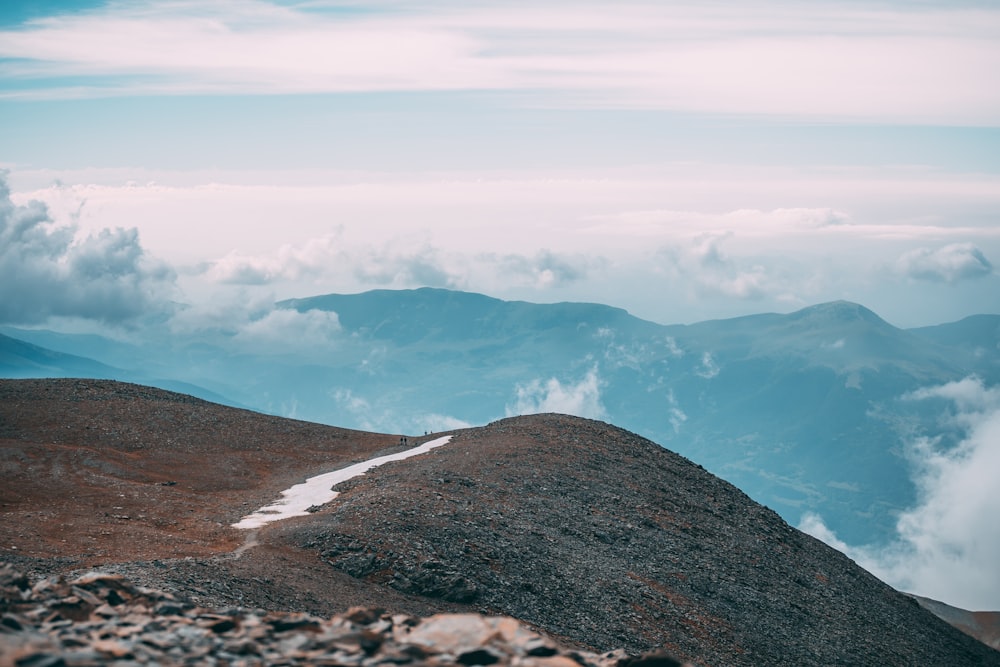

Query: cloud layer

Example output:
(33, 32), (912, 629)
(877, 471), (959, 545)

(1, 1), (998, 123)
(801, 377), (1000, 610)
(9, 168), (998, 329)
(0, 173), (174, 325)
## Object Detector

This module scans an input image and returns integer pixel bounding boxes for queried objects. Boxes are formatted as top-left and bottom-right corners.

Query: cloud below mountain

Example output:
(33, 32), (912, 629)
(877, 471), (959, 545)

(508, 367), (606, 420)
(801, 376), (1000, 610)
(233, 309), (342, 353)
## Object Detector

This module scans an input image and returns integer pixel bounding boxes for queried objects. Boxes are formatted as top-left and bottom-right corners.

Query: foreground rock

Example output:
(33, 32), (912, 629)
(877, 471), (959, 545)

(0, 565), (686, 667)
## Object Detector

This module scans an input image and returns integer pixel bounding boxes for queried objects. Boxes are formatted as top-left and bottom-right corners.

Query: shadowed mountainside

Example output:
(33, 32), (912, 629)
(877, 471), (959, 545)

(1, 379), (997, 665)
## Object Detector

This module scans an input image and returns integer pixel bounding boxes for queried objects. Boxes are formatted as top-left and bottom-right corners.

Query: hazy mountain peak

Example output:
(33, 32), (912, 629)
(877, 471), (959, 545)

(789, 300), (894, 329)
(280, 287), (643, 343)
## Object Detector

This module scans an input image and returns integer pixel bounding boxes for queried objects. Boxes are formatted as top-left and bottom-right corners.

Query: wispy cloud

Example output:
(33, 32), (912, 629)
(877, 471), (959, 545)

(484, 250), (592, 289)
(416, 413), (473, 434)
(1, 1), (997, 123)
(328, 387), (470, 435)
(666, 389), (687, 433)
(351, 241), (459, 289)
(659, 233), (770, 301)
(696, 352), (721, 379)
(801, 377), (1000, 610)
(233, 308), (341, 352)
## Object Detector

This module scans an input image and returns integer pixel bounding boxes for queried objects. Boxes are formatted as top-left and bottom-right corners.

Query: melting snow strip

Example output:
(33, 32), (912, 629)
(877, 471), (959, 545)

(232, 435), (452, 529)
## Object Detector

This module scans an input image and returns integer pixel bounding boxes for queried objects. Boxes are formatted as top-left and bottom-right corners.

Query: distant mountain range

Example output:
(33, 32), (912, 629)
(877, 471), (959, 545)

(2, 288), (998, 547)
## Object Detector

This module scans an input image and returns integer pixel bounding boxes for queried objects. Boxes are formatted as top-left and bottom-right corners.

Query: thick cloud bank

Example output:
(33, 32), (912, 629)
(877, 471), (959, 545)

(801, 377), (1000, 610)
(0, 174), (174, 325)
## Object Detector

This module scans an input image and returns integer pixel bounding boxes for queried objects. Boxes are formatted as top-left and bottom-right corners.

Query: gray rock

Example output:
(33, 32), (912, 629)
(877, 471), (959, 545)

(0, 565), (657, 667)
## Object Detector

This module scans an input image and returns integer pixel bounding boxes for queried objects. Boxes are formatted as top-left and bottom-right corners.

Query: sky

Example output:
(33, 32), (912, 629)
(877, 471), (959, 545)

(1, 0), (999, 331)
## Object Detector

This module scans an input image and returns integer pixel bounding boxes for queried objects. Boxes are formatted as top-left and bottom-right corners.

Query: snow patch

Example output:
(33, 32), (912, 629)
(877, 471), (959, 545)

(232, 435), (452, 529)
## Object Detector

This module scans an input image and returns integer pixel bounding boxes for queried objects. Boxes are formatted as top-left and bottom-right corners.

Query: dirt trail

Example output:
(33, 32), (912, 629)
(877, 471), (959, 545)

(230, 528), (259, 559)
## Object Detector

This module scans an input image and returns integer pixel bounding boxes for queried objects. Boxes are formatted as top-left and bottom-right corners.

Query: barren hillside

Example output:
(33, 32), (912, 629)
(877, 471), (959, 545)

(1, 379), (998, 666)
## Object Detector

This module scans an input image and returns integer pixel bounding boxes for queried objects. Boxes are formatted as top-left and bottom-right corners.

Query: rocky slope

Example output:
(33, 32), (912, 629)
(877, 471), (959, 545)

(0, 378), (397, 564)
(290, 413), (999, 665)
(1, 379), (998, 666)
(2, 565), (673, 667)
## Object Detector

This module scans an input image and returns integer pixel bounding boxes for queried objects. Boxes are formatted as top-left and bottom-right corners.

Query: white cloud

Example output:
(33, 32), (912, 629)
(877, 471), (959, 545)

(200, 235), (461, 289)
(800, 377), (1000, 610)
(906, 376), (1000, 411)
(487, 250), (591, 289)
(896, 243), (994, 283)
(660, 234), (770, 301)
(205, 250), (285, 285)
(0, 2), (997, 123)
(332, 388), (370, 414)
(582, 207), (849, 239)
(352, 242), (460, 289)
(667, 389), (687, 433)
(233, 308), (341, 352)
(199, 231), (595, 298)
(0, 172), (175, 325)
(331, 388), (383, 432)
(165, 285), (280, 333)
(329, 388), (469, 435)
(800, 512), (855, 555)
(595, 328), (650, 372)
(507, 366), (606, 420)
(696, 351), (721, 379)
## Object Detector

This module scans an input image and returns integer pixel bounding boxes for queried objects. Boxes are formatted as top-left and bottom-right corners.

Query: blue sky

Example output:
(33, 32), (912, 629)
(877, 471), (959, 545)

(1, 0), (999, 329)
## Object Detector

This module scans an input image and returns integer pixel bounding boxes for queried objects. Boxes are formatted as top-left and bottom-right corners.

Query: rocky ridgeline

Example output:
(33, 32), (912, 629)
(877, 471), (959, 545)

(0, 565), (686, 667)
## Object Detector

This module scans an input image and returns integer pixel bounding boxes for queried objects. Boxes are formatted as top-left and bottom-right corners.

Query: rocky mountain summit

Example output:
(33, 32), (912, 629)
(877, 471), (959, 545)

(1, 379), (998, 666)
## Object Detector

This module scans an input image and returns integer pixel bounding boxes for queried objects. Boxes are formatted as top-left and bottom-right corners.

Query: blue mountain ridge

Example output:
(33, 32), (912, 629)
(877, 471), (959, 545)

(2, 288), (996, 546)
(0, 331), (246, 409)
